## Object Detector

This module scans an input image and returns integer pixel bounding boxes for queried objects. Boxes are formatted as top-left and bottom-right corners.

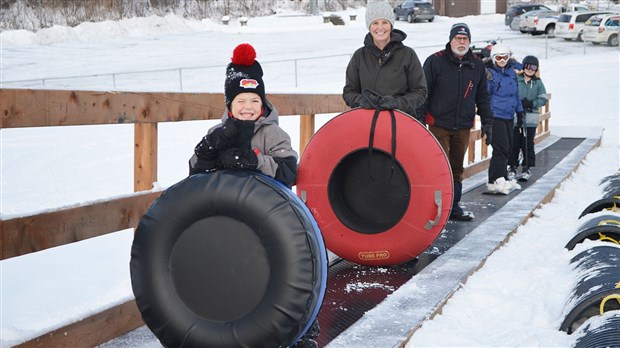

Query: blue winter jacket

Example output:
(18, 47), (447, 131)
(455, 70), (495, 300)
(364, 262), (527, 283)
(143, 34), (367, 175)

(486, 59), (523, 120)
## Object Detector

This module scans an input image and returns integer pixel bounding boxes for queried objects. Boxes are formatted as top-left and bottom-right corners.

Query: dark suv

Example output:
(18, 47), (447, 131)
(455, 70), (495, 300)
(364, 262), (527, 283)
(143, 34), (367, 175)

(394, 0), (435, 23)
(505, 4), (552, 26)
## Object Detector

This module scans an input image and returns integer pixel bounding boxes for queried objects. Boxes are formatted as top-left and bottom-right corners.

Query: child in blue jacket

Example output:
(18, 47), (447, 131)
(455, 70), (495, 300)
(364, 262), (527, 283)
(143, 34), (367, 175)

(485, 44), (524, 194)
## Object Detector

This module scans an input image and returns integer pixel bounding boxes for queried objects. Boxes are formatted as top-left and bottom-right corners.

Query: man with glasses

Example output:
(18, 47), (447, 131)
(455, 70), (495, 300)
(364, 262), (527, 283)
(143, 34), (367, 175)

(416, 23), (493, 221)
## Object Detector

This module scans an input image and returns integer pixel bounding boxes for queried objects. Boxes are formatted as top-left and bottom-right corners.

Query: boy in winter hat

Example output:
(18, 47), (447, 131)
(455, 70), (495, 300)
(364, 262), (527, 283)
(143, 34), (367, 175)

(188, 43), (298, 188)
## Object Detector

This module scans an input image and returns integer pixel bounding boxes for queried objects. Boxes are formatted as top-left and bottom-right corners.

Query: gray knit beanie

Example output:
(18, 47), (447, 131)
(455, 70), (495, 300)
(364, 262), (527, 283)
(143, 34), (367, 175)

(365, 1), (395, 29)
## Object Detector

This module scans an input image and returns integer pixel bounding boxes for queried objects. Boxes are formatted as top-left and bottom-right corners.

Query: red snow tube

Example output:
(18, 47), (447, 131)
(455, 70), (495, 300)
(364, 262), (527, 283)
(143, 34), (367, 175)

(297, 108), (453, 266)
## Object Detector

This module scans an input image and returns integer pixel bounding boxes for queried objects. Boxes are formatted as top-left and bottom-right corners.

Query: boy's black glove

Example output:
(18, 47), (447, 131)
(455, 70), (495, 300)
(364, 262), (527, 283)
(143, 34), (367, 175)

(193, 132), (219, 172)
(516, 112), (524, 128)
(482, 123), (493, 146)
(217, 148), (258, 170)
(521, 99), (534, 113)
(235, 119), (256, 150)
(379, 96), (399, 110)
(215, 118), (240, 150)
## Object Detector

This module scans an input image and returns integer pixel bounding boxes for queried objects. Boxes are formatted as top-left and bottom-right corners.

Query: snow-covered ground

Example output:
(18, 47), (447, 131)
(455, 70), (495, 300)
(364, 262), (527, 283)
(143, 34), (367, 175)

(1, 6), (619, 347)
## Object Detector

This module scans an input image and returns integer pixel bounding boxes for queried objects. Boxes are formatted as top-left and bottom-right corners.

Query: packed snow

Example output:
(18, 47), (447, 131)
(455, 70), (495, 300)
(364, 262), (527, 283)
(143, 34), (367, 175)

(1, 5), (619, 348)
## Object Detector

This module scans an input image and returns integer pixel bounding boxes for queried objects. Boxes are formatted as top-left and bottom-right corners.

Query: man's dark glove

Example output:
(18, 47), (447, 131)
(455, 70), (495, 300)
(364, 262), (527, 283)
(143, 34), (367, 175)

(521, 99), (534, 113)
(217, 148), (258, 170)
(379, 96), (399, 110)
(516, 111), (524, 128)
(482, 123), (493, 146)
(215, 118), (240, 150)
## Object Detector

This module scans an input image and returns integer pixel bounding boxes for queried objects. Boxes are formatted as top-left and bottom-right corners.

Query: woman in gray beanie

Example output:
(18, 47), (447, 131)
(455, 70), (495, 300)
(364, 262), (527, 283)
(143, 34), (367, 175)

(343, 0), (427, 116)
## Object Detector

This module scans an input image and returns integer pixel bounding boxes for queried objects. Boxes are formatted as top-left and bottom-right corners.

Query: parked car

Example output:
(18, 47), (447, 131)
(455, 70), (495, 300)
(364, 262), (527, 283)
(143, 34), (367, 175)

(505, 4), (552, 26)
(519, 5), (590, 36)
(583, 13), (620, 46)
(556, 11), (613, 41)
(519, 9), (557, 35)
(394, 0), (435, 23)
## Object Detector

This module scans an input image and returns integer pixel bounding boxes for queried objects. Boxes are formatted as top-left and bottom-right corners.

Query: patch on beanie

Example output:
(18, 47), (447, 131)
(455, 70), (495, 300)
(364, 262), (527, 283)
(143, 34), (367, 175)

(239, 78), (259, 89)
(455, 26), (468, 36)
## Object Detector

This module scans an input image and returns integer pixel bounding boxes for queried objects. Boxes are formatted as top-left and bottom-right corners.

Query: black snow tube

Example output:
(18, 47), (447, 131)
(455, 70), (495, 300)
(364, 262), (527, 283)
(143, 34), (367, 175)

(573, 311), (620, 348)
(130, 170), (327, 348)
(297, 108), (452, 266)
(579, 196), (620, 218)
(559, 245), (620, 334)
(600, 170), (620, 198)
(565, 213), (620, 250)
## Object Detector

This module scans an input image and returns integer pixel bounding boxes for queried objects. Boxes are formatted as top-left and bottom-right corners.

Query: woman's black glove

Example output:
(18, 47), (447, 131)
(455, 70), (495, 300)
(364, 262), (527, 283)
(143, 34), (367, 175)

(521, 99), (534, 113)
(379, 96), (399, 110)
(358, 94), (380, 109)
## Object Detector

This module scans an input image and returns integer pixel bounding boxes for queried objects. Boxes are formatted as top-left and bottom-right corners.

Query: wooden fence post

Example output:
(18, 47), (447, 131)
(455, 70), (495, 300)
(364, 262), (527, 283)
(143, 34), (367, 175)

(299, 114), (315, 156)
(134, 123), (158, 192)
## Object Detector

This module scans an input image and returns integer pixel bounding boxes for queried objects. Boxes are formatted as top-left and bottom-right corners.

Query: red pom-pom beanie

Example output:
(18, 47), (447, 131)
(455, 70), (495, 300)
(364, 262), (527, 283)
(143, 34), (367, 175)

(225, 43), (266, 109)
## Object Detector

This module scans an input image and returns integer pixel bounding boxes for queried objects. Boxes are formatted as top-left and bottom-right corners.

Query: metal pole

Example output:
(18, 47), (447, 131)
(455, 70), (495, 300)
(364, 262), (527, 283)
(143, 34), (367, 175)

(113, 74), (117, 89)
(545, 34), (548, 59)
(295, 60), (298, 88)
(583, 38), (586, 56)
(179, 69), (183, 91)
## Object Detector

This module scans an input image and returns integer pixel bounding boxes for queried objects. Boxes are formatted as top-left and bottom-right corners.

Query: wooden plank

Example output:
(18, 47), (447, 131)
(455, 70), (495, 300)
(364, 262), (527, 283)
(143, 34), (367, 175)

(134, 123), (158, 192)
(0, 89), (347, 128)
(15, 300), (144, 348)
(1, 191), (161, 260)
(299, 114), (315, 155)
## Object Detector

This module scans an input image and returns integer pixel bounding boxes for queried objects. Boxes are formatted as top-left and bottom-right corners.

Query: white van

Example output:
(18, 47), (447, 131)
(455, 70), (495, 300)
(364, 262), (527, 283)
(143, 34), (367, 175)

(583, 14), (620, 46)
(555, 10), (614, 41)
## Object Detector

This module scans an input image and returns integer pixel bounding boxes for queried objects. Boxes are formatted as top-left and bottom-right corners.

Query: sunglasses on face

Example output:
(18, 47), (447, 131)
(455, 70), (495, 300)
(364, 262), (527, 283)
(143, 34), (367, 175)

(494, 55), (509, 62)
(524, 64), (538, 71)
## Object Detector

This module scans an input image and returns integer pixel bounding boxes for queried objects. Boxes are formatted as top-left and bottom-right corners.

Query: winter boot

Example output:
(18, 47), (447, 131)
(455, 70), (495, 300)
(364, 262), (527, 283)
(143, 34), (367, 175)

(292, 320), (320, 348)
(521, 167), (532, 180)
(508, 166), (518, 180)
(487, 177), (521, 194)
(292, 338), (318, 348)
(449, 181), (474, 221)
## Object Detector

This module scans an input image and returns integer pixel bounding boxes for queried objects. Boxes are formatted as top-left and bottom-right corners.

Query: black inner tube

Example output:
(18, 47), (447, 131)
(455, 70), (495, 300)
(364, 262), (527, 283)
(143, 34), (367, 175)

(328, 148), (410, 234)
(170, 216), (270, 322)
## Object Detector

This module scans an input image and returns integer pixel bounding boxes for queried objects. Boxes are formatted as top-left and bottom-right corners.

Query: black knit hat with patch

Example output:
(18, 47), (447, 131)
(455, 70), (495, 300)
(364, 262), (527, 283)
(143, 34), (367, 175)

(449, 23), (471, 42)
(225, 43), (266, 109)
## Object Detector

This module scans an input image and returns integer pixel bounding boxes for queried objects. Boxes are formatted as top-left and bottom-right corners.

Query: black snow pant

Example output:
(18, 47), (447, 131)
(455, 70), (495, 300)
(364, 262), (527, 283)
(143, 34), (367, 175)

(509, 126), (536, 168)
(488, 118), (513, 183)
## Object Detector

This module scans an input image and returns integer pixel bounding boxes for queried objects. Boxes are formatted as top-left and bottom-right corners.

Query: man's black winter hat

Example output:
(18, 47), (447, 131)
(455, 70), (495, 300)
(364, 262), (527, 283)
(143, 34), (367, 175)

(225, 43), (266, 109)
(449, 23), (471, 41)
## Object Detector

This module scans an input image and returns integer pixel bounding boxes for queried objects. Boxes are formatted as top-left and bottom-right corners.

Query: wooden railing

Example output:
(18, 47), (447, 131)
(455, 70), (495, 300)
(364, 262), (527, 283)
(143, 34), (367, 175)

(0, 88), (550, 347)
